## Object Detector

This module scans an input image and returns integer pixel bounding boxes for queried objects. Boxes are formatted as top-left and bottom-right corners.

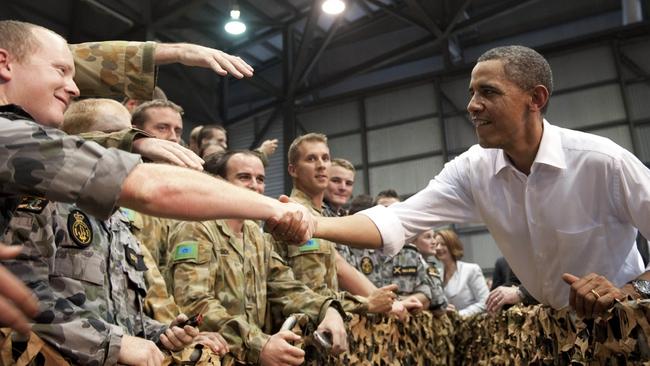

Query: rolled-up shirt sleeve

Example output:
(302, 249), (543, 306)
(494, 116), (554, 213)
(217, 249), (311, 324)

(0, 118), (141, 219)
(356, 205), (406, 257)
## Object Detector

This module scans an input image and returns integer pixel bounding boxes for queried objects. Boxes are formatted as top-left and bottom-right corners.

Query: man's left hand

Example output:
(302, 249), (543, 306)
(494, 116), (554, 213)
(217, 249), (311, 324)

(160, 314), (200, 351)
(562, 272), (628, 319)
(316, 307), (348, 355)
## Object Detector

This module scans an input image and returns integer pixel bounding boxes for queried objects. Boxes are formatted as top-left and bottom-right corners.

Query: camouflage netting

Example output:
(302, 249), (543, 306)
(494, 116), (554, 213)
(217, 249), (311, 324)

(304, 300), (650, 365)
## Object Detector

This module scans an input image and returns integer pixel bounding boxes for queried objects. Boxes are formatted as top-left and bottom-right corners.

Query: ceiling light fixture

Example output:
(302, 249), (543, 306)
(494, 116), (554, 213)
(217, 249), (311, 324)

(225, 4), (246, 35)
(322, 0), (346, 15)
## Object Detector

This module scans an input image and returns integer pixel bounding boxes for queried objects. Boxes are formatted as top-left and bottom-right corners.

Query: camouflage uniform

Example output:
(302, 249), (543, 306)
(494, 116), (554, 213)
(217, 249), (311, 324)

(323, 202), (362, 269)
(120, 208), (183, 324)
(1, 202), (167, 365)
(71, 41), (157, 100)
(273, 189), (367, 314)
(169, 219), (340, 365)
(0, 106), (141, 233)
(356, 245), (448, 310)
(122, 208), (180, 283)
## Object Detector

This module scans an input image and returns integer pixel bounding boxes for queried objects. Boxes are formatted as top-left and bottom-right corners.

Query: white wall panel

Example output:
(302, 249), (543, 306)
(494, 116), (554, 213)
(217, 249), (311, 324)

(440, 76), (471, 112)
(369, 155), (444, 196)
(367, 118), (440, 163)
(298, 101), (360, 135)
(545, 84), (625, 129)
(328, 134), (363, 166)
(458, 231), (502, 273)
(365, 83), (437, 126)
(445, 116), (477, 152)
(548, 46), (616, 90)
(620, 39), (650, 80)
(626, 83), (650, 121)
(636, 125), (650, 163)
(588, 125), (634, 153)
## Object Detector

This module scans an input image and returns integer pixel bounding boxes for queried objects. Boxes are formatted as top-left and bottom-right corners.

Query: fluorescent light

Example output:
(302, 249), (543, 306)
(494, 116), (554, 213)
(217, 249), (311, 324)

(225, 9), (246, 35)
(322, 0), (345, 15)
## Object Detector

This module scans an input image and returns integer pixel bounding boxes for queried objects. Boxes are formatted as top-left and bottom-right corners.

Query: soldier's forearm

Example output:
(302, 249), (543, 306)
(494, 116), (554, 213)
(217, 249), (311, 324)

(118, 164), (284, 222)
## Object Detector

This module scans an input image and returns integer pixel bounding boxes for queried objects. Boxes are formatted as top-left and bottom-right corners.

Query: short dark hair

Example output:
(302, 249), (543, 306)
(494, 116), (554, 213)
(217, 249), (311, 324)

(349, 194), (374, 215)
(477, 45), (553, 113)
(131, 99), (183, 128)
(374, 189), (400, 205)
(203, 149), (262, 179)
(198, 125), (227, 147)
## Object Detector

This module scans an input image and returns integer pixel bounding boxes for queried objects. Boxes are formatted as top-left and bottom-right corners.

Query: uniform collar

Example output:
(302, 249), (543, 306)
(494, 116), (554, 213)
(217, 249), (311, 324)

(290, 188), (324, 214)
(0, 104), (34, 121)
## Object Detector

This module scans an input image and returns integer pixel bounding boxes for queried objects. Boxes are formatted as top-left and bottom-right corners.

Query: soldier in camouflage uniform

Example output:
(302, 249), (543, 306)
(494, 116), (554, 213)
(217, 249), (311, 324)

(355, 244), (448, 311)
(2, 200), (200, 365)
(274, 134), (402, 317)
(169, 150), (348, 365)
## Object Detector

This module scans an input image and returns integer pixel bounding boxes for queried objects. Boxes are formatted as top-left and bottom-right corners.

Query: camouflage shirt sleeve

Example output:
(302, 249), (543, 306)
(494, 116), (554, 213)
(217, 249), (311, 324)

(169, 222), (270, 365)
(79, 128), (151, 152)
(71, 41), (157, 100)
(1, 204), (124, 366)
(141, 244), (181, 324)
(0, 117), (141, 220)
(415, 255), (448, 310)
(265, 248), (337, 324)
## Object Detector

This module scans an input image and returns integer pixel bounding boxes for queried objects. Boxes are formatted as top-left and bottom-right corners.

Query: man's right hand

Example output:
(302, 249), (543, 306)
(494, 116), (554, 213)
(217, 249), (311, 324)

(132, 138), (204, 171)
(118, 335), (164, 366)
(260, 331), (305, 366)
(367, 284), (398, 313)
(0, 244), (38, 335)
(264, 196), (316, 245)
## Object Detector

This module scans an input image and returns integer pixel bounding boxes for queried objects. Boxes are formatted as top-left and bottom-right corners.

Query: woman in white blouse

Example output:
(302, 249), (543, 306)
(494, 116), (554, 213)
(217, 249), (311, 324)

(434, 229), (489, 317)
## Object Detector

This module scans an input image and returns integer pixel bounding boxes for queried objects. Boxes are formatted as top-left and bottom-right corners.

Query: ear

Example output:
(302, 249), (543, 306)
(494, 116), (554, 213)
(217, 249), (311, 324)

(0, 49), (13, 82)
(287, 163), (297, 178)
(529, 85), (549, 112)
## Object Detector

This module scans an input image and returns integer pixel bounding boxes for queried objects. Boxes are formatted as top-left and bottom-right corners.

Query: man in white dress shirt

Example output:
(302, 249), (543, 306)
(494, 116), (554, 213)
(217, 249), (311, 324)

(294, 45), (650, 319)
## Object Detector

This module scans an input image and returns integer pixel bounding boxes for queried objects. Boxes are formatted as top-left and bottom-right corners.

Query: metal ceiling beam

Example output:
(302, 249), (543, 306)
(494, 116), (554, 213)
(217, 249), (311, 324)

(297, 14), (345, 87)
(80, 0), (135, 27)
(243, 74), (283, 98)
(403, 0), (444, 37)
(300, 0), (518, 96)
(288, 3), (323, 96)
(364, 0), (431, 32)
(249, 105), (282, 150)
(151, 0), (212, 29)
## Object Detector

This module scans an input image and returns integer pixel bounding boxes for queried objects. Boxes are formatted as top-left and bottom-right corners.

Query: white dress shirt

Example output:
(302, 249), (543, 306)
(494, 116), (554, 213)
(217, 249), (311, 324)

(360, 120), (649, 309)
(444, 261), (489, 317)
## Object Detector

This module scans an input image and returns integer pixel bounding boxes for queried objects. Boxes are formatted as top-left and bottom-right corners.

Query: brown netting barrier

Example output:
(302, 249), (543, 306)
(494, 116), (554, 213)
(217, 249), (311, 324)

(303, 301), (650, 365)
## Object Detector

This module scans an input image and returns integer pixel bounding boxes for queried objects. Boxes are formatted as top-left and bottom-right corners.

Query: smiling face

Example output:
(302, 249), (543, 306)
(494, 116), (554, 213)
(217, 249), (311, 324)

(325, 165), (355, 209)
(289, 140), (331, 197)
(225, 153), (265, 195)
(414, 229), (436, 257)
(2, 27), (79, 127)
(433, 234), (452, 262)
(467, 59), (534, 153)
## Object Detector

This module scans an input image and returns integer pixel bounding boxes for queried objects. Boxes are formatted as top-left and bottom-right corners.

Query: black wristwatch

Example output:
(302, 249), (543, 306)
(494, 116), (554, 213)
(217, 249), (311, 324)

(631, 280), (650, 299)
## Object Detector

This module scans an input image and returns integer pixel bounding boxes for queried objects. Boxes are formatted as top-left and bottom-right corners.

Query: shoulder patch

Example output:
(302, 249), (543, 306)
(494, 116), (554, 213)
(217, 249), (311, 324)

(17, 195), (49, 213)
(427, 266), (440, 278)
(299, 239), (320, 252)
(67, 210), (93, 248)
(174, 241), (198, 261)
(360, 256), (374, 275)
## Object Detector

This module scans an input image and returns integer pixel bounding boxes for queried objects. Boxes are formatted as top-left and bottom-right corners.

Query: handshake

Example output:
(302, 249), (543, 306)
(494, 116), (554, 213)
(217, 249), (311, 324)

(264, 195), (317, 244)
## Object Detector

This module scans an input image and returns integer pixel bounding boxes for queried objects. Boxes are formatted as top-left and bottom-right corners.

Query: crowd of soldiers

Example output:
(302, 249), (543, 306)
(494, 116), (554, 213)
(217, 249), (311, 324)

(0, 20), (449, 366)
(5, 11), (650, 366)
